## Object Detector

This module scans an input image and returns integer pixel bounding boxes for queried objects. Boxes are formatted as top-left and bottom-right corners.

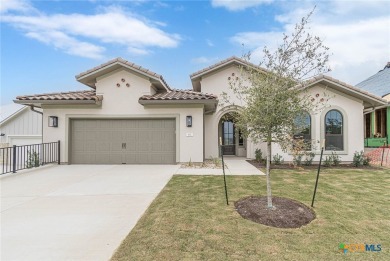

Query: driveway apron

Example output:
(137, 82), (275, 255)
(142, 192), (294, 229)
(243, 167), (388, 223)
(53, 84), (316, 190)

(1, 164), (178, 261)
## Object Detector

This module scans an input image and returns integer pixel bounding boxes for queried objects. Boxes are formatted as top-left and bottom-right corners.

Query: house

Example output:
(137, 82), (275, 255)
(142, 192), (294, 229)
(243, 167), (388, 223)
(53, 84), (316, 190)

(356, 62), (390, 147)
(14, 57), (387, 164)
(0, 103), (42, 147)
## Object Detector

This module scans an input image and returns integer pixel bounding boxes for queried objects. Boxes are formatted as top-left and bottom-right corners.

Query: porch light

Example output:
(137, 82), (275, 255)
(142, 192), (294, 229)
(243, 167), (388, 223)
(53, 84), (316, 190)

(186, 116), (192, 127)
(48, 116), (58, 127)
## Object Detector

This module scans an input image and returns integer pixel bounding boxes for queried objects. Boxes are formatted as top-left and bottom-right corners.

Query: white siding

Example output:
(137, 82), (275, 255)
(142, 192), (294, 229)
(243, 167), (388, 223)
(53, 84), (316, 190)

(0, 107), (42, 145)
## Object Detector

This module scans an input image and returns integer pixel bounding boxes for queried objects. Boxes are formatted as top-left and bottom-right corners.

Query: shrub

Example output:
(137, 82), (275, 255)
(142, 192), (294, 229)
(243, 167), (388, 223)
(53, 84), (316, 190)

(323, 156), (332, 167)
(330, 151), (341, 166)
(211, 156), (222, 167)
(353, 151), (370, 167)
(303, 152), (315, 166)
(26, 151), (40, 168)
(272, 154), (284, 165)
(187, 158), (193, 167)
(255, 149), (263, 163)
(363, 156), (371, 166)
(293, 154), (303, 166)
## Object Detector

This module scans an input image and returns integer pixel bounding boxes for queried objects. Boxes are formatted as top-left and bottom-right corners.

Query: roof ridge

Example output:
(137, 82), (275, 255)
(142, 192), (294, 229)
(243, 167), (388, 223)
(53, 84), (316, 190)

(75, 57), (171, 90)
(170, 89), (217, 97)
(140, 89), (218, 101)
(189, 56), (267, 79)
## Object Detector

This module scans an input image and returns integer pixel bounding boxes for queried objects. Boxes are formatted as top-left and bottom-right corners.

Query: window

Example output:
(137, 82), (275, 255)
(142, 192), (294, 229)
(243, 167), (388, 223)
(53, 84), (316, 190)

(294, 112), (311, 150)
(325, 110), (343, 151)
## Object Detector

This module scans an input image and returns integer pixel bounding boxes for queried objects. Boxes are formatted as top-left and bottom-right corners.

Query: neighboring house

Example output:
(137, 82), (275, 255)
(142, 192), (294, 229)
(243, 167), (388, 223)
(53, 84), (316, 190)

(0, 103), (42, 147)
(14, 57), (387, 164)
(356, 62), (390, 147)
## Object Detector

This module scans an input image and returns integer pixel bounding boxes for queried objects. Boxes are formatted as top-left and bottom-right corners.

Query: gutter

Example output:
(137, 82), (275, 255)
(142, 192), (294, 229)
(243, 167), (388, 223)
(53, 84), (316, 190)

(139, 99), (217, 105)
(29, 105), (43, 115)
(13, 99), (101, 106)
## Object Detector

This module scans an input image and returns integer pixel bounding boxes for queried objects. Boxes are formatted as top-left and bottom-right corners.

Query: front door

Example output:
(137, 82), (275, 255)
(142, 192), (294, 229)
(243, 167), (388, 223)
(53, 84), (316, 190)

(222, 121), (235, 155)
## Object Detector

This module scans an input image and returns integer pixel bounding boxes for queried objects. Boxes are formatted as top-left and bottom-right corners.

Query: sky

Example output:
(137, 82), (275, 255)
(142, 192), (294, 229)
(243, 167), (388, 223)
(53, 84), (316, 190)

(1, 0), (390, 106)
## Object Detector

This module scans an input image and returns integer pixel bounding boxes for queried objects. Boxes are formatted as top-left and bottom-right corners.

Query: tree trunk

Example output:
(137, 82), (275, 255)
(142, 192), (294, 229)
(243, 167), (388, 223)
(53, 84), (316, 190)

(266, 140), (273, 208)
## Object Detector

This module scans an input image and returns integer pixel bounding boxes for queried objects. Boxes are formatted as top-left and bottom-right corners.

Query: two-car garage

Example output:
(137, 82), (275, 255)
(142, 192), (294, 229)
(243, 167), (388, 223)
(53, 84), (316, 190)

(70, 119), (176, 164)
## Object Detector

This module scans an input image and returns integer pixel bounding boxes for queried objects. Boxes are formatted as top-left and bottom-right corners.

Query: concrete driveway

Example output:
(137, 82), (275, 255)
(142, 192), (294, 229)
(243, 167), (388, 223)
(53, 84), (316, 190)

(1, 164), (179, 261)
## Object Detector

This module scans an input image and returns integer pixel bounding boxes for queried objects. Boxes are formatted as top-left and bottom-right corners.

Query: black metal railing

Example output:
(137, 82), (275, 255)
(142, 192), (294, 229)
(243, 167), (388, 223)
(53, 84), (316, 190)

(1, 141), (60, 175)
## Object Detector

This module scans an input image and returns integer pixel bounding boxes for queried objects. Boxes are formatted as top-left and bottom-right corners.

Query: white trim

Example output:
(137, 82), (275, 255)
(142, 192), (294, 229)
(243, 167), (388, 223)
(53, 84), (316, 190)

(0, 106), (29, 126)
(7, 135), (42, 145)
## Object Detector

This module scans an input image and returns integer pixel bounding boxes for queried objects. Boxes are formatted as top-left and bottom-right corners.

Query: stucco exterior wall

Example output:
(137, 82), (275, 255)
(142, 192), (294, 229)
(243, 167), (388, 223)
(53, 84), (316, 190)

(264, 85), (365, 162)
(201, 65), (365, 162)
(42, 69), (204, 163)
(202, 65), (248, 158)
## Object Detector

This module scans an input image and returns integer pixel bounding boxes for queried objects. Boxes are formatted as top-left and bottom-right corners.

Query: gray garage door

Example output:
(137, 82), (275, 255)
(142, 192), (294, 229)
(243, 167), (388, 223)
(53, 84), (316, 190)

(70, 119), (176, 164)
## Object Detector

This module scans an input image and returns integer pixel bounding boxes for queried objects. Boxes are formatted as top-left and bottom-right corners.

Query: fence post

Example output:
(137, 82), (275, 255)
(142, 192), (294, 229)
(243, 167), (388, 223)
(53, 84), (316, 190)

(58, 140), (61, 165)
(42, 143), (45, 166)
(12, 145), (16, 173)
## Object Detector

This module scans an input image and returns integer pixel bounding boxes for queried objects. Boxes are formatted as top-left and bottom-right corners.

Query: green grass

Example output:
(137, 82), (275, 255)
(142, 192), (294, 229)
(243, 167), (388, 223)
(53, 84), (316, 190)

(111, 168), (390, 261)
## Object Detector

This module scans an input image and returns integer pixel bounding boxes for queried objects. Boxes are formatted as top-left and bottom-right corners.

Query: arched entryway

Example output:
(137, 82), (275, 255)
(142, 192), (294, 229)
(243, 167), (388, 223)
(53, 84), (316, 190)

(218, 113), (246, 156)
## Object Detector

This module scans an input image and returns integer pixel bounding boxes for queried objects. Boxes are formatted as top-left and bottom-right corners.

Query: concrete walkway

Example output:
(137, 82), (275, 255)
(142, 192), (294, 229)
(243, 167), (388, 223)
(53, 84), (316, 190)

(1, 164), (179, 261)
(176, 157), (264, 175)
(224, 157), (264, 175)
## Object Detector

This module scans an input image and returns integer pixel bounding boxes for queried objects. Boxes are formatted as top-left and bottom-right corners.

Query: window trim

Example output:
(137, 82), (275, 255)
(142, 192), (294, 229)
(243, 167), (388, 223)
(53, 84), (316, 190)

(324, 109), (344, 151)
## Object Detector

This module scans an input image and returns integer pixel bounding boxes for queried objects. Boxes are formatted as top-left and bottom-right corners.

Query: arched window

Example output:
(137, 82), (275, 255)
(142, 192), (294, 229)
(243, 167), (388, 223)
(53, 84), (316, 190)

(294, 112), (311, 150)
(325, 110), (343, 151)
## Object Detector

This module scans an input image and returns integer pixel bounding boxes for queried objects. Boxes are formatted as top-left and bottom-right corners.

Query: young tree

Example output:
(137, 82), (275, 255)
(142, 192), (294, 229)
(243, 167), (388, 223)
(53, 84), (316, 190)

(221, 9), (330, 208)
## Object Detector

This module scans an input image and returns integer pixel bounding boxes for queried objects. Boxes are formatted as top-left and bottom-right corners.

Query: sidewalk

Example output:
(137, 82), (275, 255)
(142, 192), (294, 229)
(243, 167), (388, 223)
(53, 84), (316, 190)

(175, 157), (264, 175)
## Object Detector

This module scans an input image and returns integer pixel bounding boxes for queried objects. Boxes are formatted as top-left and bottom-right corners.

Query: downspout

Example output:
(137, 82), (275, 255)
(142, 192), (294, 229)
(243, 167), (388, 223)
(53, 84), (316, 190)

(29, 105), (43, 115)
(28, 105), (44, 145)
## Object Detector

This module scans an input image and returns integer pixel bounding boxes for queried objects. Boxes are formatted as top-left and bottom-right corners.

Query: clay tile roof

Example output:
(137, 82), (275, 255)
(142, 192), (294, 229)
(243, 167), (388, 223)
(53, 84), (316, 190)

(75, 57), (171, 90)
(303, 74), (387, 103)
(139, 89), (218, 101)
(16, 90), (103, 101)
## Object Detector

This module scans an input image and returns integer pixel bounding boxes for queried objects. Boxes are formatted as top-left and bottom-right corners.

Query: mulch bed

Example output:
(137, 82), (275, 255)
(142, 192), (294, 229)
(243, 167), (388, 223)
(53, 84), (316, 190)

(247, 160), (379, 170)
(235, 196), (315, 228)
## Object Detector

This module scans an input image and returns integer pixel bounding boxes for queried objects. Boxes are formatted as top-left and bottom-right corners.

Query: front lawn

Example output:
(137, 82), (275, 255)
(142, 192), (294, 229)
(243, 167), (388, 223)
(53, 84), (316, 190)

(111, 168), (389, 261)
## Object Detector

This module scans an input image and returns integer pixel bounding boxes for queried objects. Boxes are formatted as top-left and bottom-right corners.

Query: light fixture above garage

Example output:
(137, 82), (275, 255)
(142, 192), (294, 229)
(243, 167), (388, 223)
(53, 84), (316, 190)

(48, 116), (58, 127)
(186, 116), (192, 127)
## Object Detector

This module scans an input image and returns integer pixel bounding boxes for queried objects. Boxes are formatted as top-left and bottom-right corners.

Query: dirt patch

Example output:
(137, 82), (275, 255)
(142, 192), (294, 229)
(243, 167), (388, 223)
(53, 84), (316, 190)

(235, 196), (315, 228)
(181, 159), (223, 169)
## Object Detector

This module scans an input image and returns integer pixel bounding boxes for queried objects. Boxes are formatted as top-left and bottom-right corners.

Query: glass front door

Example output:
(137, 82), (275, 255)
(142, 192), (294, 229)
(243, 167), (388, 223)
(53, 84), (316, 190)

(222, 121), (235, 155)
